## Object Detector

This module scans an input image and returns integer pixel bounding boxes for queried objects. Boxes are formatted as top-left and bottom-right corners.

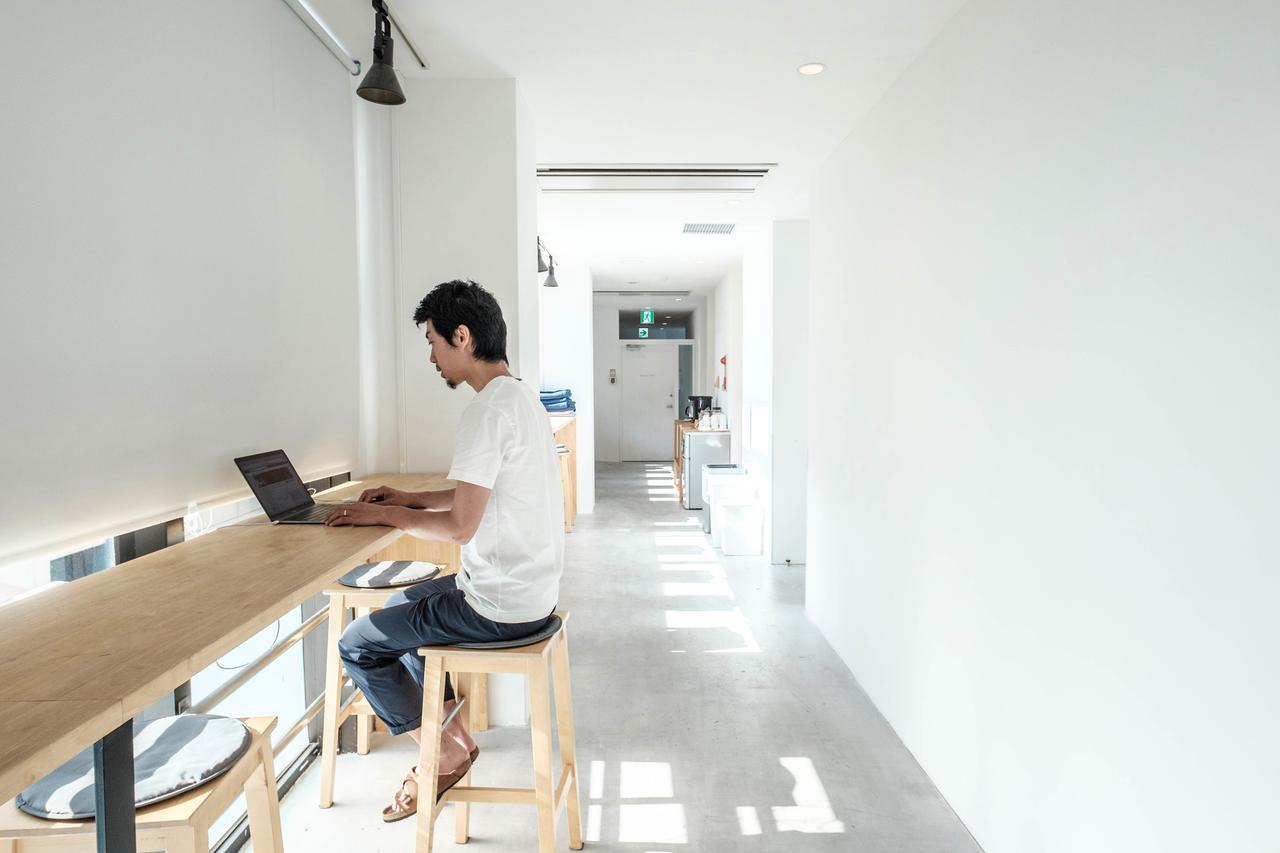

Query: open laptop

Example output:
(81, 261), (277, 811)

(234, 449), (357, 524)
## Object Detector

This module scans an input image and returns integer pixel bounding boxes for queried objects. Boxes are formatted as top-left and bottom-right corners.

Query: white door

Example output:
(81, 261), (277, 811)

(621, 344), (678, 461)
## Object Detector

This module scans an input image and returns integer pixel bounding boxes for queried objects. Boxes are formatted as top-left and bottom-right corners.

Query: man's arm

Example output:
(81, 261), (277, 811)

(357, 484), (456, 510)
(326, 481), (488, 544)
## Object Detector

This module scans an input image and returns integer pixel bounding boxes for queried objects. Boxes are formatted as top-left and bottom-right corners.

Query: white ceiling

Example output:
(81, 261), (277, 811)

(314, 0), (966, 292)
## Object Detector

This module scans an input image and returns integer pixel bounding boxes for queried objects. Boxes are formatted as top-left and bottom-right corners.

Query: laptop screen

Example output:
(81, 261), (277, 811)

(234, 450), (313, 521)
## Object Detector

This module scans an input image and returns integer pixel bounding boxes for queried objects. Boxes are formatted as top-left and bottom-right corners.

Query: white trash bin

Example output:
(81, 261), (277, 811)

(710, 479), (756, 548)
(720, 498), (764, 556)
(701, 464), (747, 533)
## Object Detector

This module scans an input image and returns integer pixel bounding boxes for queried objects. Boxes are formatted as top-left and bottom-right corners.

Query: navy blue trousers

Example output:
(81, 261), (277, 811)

(337, 575), (553, 735)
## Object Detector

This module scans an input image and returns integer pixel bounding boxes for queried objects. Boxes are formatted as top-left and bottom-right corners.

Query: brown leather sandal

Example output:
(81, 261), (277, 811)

(381, 754), (477, 823)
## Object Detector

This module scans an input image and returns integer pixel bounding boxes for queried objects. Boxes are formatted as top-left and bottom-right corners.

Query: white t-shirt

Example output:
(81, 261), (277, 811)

(447, 375), (565, 623)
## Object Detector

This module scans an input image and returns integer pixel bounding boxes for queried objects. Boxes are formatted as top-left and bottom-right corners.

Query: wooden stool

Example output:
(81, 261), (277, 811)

(0, 717), (282, 853)
(414, 611), (582, 853)
(557, 449), (576, 532)
(318, 585), (490, 808)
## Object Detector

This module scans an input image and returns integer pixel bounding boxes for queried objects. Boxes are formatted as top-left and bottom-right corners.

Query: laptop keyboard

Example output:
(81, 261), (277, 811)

(286, 503), (352, 522)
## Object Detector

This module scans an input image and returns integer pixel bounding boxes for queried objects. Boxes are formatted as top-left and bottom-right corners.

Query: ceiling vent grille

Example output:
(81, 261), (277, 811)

(538, 164), (772, 193)
(682, 223), (736, 235)
(594, 290), (692, 297)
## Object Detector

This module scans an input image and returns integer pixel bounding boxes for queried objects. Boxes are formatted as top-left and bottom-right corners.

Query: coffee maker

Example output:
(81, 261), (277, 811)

(685, 396), (712, 420)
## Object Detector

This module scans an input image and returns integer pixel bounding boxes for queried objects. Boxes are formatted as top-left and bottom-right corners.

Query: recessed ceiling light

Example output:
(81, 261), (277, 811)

(676, 297), (683, 301)
(727, 199), (742, 206)
(798, 62), (826, 76)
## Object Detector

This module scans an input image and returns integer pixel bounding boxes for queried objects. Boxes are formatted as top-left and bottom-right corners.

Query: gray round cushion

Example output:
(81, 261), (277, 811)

(17, 715), (252, 820)
(455, 614), (563, 649)
(339, 560), (442, 589)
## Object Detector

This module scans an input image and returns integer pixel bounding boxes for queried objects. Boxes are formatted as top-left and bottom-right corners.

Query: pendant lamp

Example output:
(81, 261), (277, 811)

(357, 1), (405, 105)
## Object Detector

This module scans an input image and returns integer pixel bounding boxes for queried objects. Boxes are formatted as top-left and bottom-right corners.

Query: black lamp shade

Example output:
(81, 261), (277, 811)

(358, 62), (405, 105)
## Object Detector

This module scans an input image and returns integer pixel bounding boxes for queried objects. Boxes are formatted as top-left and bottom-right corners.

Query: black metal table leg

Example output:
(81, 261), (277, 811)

(94, 720), (136, 853)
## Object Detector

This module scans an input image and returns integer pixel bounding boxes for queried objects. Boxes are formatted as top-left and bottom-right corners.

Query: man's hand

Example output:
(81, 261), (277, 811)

(324, 503), (397, 528)
(358, 485), (413, 506)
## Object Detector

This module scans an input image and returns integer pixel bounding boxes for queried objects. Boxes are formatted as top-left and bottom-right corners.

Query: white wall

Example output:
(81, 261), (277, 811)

(392, 79), (539, 477)
(771, 221), (809, 564)
(806, 2), (1280, 852)
(354, 100), (401, 476)
(389, 79), (539, 726)
(592, 300), (623, 464)
(514, 91), (542, 390)
(711, 265), (744, 464)
(0, 1), (358, 568)
(740, 226), (774, 553)
(541, 262), (596, 512)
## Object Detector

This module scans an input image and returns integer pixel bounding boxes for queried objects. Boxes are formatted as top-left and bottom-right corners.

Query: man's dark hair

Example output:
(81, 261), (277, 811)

(413, 279), (508, 363)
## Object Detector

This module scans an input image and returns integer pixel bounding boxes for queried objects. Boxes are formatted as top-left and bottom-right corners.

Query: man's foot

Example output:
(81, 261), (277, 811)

(381, 757), (475, 823)
(444, 698), (479, 754)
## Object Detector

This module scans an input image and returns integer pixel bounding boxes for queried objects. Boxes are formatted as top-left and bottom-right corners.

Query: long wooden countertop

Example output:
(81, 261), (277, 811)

(0, 472), (453, 805)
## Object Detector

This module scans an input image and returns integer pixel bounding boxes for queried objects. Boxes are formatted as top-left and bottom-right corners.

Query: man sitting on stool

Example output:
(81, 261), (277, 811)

(326, 279), (565, 822)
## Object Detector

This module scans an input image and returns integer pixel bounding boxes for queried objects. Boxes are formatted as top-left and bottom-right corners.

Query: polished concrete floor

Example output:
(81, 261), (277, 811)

(267, 462), (982, 852)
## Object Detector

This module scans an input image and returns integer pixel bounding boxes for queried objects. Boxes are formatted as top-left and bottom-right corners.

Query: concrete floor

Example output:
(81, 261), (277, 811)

(267, 462), (982, 852)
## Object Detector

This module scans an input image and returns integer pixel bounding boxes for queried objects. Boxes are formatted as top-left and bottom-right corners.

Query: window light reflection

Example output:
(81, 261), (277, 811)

(587, 803), (602, 842)
(662, 578), (733, 597)
(737, 805), (763, 836)
(590, 759), (605, 799)
(619, 761), (674, 799)
(664, 608), (760, 653)
(618, 803), (688, 844)
(772, 757), (846, 833)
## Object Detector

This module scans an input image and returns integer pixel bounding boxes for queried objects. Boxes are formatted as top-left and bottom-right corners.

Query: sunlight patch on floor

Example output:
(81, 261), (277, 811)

(664, 608), (761, 653)
(662, 578), (733, 597)
(620, 761), (675, 799)
(772, 757), (846, 833)
(618, 803), (688, 844)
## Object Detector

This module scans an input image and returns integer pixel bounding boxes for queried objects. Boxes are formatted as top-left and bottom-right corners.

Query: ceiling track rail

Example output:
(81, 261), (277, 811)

(278, 0), (361, 75)
(385, 2), (430, 70)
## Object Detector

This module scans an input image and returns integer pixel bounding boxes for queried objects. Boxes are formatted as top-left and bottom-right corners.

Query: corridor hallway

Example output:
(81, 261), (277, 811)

(276, 463), (981, 851)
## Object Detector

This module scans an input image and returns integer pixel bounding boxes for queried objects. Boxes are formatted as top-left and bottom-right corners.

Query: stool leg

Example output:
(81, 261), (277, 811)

(528, 659), (558, 853)
(415, 655), (447, 853)
(245, 739), (285, 853)
(552, 631), (584, 850)
(474, 673), (489, 732)
(454, 672), (472, 844)
(320, 595), (348, 808)
(356, 609), (374, 756)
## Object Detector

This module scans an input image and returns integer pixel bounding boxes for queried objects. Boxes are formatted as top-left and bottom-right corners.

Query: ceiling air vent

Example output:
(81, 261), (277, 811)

(538, 163), (772, 193)
(682, 223), (736, 235)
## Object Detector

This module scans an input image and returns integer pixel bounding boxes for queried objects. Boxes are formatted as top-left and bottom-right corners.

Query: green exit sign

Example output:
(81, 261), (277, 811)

(640, 308), (655, 325)
(638, 327), (650, 338)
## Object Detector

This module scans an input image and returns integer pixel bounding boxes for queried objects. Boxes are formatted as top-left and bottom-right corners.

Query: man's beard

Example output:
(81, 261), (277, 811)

(445, 379), (458, 389)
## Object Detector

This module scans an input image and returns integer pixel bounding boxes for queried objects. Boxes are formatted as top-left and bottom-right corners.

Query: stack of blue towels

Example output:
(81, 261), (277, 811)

(540, 388), (576, 413)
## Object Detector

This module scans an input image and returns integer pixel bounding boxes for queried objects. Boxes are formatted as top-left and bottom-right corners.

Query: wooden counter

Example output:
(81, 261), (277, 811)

(0, 473), (455, 812)
(550, 415), (577, 531)
(673, 420), (696, 502)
